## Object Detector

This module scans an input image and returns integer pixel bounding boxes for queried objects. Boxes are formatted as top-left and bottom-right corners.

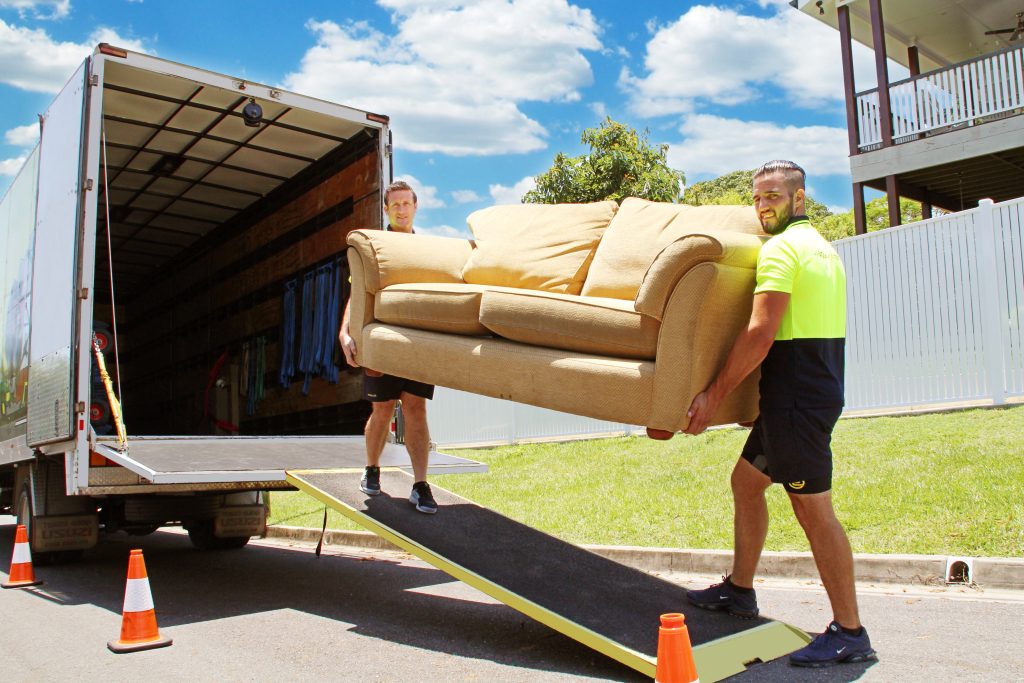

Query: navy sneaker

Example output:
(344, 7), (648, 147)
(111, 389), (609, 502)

(790, 621), (877, 668)
(360, 466), (381, 496)
(409, 481), (437, 514)
(686, 576), (759, 618)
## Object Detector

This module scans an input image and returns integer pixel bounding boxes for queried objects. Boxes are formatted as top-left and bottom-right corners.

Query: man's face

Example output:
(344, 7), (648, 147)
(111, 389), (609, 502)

(752, 172), (802, 235)
(386, 189), (417, 232)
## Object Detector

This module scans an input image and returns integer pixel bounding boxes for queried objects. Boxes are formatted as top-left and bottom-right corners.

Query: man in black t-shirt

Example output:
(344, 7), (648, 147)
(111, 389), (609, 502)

(339, 180), (437, 514)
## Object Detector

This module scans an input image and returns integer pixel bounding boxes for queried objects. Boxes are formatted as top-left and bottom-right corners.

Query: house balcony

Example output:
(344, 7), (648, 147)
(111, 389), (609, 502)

(851, 44), (1024, 211)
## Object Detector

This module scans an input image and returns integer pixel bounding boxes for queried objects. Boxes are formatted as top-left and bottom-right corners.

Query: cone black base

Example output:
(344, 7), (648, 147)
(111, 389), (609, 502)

(108, 635), (173, 653)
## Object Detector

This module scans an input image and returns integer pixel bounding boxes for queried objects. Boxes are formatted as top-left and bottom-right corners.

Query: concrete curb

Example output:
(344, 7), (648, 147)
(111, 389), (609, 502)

(266, 526), (1024, 590)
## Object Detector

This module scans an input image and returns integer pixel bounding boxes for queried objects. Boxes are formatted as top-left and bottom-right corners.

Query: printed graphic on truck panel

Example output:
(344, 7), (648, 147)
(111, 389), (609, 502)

(0, 148), (38, 447)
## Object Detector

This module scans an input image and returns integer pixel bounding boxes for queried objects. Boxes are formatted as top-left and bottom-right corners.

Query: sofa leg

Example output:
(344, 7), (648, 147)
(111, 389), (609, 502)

(646, 427), (675, 440)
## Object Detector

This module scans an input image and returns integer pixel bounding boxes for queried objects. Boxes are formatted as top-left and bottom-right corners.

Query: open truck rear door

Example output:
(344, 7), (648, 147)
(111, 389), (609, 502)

(27, 60), (89, 448)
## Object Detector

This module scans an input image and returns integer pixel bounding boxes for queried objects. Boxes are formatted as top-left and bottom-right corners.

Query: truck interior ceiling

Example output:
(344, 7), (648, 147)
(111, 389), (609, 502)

(92, 59), (379, 438)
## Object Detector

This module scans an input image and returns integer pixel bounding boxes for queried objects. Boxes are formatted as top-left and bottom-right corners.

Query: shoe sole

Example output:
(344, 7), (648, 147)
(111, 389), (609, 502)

(360, 485), (381, 496)
(790, 651), (877, 668)
(685, 596), (759, 619)
(409, 494), (437, 514)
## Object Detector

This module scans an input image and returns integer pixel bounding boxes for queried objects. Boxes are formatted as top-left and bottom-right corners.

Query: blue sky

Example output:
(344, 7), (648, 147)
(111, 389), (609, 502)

(0, 0), (900, 237)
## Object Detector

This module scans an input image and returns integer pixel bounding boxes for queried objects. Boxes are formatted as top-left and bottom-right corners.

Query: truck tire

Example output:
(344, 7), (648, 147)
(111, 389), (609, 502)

(15, 482), (32, 534)
(187, 519), (250, 550)
(15, 481), (83, 564)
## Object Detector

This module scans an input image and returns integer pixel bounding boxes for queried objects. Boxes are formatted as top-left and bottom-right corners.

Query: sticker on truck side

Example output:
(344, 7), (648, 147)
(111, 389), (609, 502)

(33, 514), (99, 552)
(213, 505), (267, 538)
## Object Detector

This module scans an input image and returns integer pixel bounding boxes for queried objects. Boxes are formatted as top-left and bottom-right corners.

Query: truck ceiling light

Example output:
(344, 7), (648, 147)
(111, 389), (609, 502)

(243, 98), (263, 128)
(150, 154), (184, 177)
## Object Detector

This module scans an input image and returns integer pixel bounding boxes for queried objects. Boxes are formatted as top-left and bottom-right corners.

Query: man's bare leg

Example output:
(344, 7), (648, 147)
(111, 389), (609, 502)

(789, 491), (861, 628)
(364, 399), (396, 468)
(399, 393), (430, 483)
(730, 458), (772, 588)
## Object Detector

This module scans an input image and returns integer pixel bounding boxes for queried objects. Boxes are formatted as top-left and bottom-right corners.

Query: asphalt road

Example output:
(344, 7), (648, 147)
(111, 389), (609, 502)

(2, 520), (1022, 682)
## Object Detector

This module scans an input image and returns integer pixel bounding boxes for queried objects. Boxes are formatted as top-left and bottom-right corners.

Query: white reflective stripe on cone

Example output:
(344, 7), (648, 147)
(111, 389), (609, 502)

(12, 542), (32, 564)
(123, 578), (155, 612)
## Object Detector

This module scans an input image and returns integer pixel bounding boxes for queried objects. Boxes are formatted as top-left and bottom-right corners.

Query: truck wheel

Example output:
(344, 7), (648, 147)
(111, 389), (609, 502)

(14, 481), (84, 564)
(15, 482), (32, 535)
(187, 519), (250, 550)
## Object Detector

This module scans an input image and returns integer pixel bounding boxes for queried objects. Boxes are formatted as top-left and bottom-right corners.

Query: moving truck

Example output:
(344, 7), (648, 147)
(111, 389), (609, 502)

(0, 44), (418, 557)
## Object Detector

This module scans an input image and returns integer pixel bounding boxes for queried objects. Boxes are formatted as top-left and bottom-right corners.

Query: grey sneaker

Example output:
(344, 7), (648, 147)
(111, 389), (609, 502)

(686, 576), (759, 618)
(360, 466), (381, 496)
(409, 481), (437, 514)
(790, 621), (877, 667)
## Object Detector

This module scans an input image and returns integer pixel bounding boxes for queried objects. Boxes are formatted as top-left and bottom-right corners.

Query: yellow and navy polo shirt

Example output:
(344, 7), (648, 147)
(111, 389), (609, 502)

(755, 217), (846, 409)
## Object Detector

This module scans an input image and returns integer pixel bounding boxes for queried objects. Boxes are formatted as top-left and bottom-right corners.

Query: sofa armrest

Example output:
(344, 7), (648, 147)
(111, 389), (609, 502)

(346, 229), (474, 294)
(634, 232), (765, 320)
(345, 229), (474, 362)
(647, 262), (760, 432)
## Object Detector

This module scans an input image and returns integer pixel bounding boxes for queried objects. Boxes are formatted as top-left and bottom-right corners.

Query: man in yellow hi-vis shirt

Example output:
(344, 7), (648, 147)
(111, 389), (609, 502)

(684, 160), (875, 668)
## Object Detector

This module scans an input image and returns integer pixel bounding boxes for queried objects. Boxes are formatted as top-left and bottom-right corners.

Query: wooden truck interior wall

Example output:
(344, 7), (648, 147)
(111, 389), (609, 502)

(91, 60), (380, 437)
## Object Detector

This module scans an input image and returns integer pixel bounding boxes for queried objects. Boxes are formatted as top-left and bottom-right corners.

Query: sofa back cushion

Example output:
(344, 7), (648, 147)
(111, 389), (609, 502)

(581, 198), (763, 300)
(461, 201), (618, 295)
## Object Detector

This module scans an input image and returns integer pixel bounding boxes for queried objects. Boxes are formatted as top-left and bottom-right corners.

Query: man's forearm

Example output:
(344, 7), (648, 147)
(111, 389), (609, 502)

(340, 299), (351, 337)
(685, 292), (790, 434)
(705, 324), (776, 405)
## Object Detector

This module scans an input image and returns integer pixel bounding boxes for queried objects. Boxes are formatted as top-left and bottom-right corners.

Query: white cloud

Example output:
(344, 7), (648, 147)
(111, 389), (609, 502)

(620, 5), (887, 116)
(0, 153), (27, 176)
(396, 173), (445, 209)
(489, 175), (536, 205)
(668, 114), (849, 178)
(4, 122), (37, 146)
(0, 20), (149, 93)
(0, 0), (69, 20)
(451, 189), (482, 204)
(416, 223), (470, 239)
(283, 0), (602, 156)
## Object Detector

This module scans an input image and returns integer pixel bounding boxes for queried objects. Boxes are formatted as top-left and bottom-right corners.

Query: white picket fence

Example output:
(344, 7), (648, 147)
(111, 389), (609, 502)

(427, 197), (1024, 446)
(837, 197), (1024, 410)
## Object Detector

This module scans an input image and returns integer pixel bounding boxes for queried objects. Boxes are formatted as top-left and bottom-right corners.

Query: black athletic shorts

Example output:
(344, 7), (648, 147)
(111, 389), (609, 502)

(740, 406), (842, 495)
(362, 371), (434, 403)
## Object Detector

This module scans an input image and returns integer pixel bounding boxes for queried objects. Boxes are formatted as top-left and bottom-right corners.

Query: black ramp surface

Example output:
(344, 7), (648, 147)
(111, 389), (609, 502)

(289, 469), (808, 680)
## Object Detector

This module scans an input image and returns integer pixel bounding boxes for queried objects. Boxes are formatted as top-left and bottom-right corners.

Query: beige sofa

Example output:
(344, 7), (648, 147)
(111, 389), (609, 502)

(345, 197), (768, 434)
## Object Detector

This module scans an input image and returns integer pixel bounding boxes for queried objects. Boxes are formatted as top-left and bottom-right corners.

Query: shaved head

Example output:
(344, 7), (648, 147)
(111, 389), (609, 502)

(753, 160), (806, 193)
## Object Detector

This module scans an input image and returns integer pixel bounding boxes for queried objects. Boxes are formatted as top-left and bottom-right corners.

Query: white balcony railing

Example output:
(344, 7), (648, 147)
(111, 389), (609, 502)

(857, 45), (1024, 150)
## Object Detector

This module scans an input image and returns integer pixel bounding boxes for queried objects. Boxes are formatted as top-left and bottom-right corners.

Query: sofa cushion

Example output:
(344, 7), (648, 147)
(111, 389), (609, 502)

(478, 289), (660, 360)
(375, 283), (492, 336)
(581, 198), (763, 300)
(461, 201), (618, 295)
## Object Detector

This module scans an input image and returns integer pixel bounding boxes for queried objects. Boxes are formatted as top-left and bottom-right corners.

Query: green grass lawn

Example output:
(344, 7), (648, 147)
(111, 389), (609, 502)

(269, 405), (1024, 558)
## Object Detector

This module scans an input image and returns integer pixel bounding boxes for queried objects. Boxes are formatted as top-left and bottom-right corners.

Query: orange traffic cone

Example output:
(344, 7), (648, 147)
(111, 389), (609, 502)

(3, 524), (43, 589)
(655, 613), (700, 683)
(107, 549), (172, 653)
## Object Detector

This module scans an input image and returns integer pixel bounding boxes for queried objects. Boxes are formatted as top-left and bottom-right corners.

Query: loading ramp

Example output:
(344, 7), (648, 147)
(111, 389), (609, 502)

(287, 468), (810, 682)
(91, 436), (486, 486)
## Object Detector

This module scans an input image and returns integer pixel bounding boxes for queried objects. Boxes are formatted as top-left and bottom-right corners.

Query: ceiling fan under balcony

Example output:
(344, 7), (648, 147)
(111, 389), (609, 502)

(985, 11), (1024, 42)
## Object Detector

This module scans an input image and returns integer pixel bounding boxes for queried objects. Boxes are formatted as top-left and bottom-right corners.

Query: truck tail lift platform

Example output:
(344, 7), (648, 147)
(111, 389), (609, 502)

(287, 468), (811, 682)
